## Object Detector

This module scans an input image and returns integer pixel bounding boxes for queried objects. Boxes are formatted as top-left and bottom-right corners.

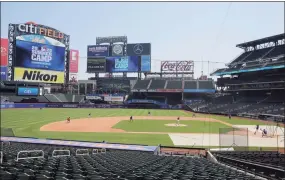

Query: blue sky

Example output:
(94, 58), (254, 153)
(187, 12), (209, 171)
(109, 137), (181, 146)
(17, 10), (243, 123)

(1, 2), (284, 79)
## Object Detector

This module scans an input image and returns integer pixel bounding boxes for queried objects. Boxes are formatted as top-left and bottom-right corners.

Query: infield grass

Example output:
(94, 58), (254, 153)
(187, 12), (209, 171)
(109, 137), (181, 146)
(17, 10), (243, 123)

(113, 120), (230, 133)
(0, 108), (272, 146)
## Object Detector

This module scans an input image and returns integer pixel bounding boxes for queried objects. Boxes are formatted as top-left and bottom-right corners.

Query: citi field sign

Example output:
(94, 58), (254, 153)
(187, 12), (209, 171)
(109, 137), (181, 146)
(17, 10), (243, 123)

(14, 22), (68, 43)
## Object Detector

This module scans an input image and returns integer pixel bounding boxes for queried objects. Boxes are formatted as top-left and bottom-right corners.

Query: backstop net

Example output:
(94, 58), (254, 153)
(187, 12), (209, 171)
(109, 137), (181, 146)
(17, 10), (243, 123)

(219, 128), (248, 151)
(1, 128), (15, 137)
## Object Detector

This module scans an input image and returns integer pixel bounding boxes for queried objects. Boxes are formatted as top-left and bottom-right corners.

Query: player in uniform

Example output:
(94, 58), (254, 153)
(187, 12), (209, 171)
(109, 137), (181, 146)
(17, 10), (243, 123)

(254, 124), (259, 135)
(262, 129), (267, 137)
(67, 117), (71, 123)
(130, 116), (133, 122)
(176, 117), (180, 126)
(88, 113), (91, 118)
(148, 111), (151, 116)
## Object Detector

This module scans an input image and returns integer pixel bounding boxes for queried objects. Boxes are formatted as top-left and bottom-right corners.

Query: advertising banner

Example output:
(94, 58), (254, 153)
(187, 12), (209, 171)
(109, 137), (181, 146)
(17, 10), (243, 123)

(87, 58), (106, 72)
(111, 44), (124, 56)
(16, 35), (65, 47)
(69, 49), (79, 73)
(14, 67), (65, 84)
(62, 104), (78, 108)
(157, 89), (182, 93)
(106, 56), (139, 72)
(130, 99), (154, 103)
(161, 61), (193, 72)
(14, 103), (46, 108)
(184, 89), (215, 93)
(127, 43), (151, 56)
(141, 55), (151, 72)
(1, 103), (15, 109)
(45, 103), (63, 108)
(104, 96), (124, 102)
(15, 40), (65, 71)
(17, 87), (39, 96)
(69, 73), (78, 83)
(1, 66), (7, 80)
(96, 36), (127, 44)
(15, 22), (69, 43)
(86, 96), (102, 100)
(8, 22), (70, 81)
(1, 38), (8, 66)
(87, 45), (109, 57)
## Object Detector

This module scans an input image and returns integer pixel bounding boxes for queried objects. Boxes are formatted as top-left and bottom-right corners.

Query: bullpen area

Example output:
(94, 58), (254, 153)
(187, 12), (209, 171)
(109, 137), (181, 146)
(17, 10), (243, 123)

(1, 108), (284, 149)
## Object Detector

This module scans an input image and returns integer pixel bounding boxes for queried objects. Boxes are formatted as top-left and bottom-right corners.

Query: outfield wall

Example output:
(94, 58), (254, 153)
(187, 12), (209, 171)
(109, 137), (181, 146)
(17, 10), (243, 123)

(1, 103), (184, 109)
(0, 103), (126, 109)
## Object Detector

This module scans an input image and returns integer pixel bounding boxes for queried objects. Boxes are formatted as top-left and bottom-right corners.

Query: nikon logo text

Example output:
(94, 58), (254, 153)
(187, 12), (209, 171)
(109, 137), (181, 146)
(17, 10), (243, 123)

(22, 70), (57, 82)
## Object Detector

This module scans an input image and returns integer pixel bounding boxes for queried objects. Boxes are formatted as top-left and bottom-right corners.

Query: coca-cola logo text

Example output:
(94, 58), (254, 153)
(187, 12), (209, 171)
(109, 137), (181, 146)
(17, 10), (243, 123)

(161, 61), (193, 71)
(1, 47), (7, 56)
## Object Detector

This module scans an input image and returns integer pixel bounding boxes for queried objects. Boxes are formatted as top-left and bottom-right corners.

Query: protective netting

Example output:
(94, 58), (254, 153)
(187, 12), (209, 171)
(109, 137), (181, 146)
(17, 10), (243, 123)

(1, 128), (15, 137)
(219, 128), (248, 151)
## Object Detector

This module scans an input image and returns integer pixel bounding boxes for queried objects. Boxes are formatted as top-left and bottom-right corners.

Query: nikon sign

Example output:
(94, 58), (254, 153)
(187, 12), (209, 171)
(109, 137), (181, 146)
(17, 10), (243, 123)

(14, 67), (64, 84)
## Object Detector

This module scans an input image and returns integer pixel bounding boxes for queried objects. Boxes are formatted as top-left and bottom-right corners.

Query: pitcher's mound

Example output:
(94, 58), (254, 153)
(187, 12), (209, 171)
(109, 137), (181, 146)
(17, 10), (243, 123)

(165, 123), (187, 127)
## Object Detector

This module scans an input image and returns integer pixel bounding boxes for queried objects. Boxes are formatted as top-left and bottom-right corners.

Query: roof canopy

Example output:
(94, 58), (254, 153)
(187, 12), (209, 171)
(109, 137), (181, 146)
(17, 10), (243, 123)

(236, 33), (285, 48)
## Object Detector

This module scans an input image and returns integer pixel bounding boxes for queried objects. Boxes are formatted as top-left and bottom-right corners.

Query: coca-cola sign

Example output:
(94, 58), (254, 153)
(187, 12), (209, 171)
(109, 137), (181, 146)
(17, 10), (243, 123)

(161, 61), (193, 72)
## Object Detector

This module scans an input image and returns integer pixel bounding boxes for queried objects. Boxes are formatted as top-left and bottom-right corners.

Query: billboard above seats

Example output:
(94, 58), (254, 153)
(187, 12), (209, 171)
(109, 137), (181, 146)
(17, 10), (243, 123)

(86, 36), (151, 73)
(7, 22), (70, 83)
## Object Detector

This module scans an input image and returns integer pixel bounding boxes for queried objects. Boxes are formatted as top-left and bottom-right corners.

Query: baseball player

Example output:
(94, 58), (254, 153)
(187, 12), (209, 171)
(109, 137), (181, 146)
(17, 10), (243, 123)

(262, 129), (268, 137)
(148, 111), (151, 116)
(176, 117), (180, 126)
(67, 117), (71, 123)
(130, 116), (133, 122)
(254, 124), (259, 135)
(88, 113), (91, 118)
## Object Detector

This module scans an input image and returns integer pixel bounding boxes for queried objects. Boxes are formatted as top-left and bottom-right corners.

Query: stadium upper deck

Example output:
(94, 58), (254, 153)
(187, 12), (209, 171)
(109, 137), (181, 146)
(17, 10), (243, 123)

(211, 33), (285, 76)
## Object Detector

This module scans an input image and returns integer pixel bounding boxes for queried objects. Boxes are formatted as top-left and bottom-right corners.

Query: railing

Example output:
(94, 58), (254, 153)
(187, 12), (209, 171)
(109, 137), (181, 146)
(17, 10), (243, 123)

(52, 150), (70, 157)
(1, 141), (11, 147)
(147, 79), (152, 89)
(92, 148), (106, 154)
(0, 151), (2, 164)
(260, 47), (275, 60)
(76, 149), (89, 156)
(16, 150), (44, 161)
(206, 151), (218, 163)
(226, 51), (245, 66)
(216, 155), (285, 179)
(101, 148), (106, 153)
(92, 149), (99, 154)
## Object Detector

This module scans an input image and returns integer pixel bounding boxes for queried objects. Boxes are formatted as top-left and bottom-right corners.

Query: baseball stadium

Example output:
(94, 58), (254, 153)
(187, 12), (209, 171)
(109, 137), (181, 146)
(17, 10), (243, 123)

(1, 20), (285, 179)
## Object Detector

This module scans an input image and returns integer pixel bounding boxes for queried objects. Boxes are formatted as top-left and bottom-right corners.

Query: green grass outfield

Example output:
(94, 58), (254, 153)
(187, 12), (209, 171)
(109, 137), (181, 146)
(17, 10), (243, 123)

(1, 108), (270, 146)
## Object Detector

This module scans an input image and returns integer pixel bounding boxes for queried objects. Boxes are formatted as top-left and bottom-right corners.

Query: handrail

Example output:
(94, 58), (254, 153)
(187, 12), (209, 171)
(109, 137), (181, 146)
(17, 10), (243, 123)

(76, 149), (89, 156)
(206, 151), (218, 163)
(1, 141), (11, 147)
(101, 148), (106, 153)
(216, 154), (284, 172)
(16, 150), (44, 162)
(52, 150), (70, 157)
(0, 151), (3, 164)
(92, 149), (99, 154)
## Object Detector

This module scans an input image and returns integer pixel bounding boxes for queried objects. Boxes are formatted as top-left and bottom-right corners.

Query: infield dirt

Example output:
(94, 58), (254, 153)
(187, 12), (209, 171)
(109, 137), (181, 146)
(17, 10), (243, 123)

(40, 116), (232, 133)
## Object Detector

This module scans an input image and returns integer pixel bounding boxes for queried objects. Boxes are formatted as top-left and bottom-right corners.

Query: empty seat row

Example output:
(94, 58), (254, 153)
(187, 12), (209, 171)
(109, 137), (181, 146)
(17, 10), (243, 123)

(0, 142), (262, 180)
